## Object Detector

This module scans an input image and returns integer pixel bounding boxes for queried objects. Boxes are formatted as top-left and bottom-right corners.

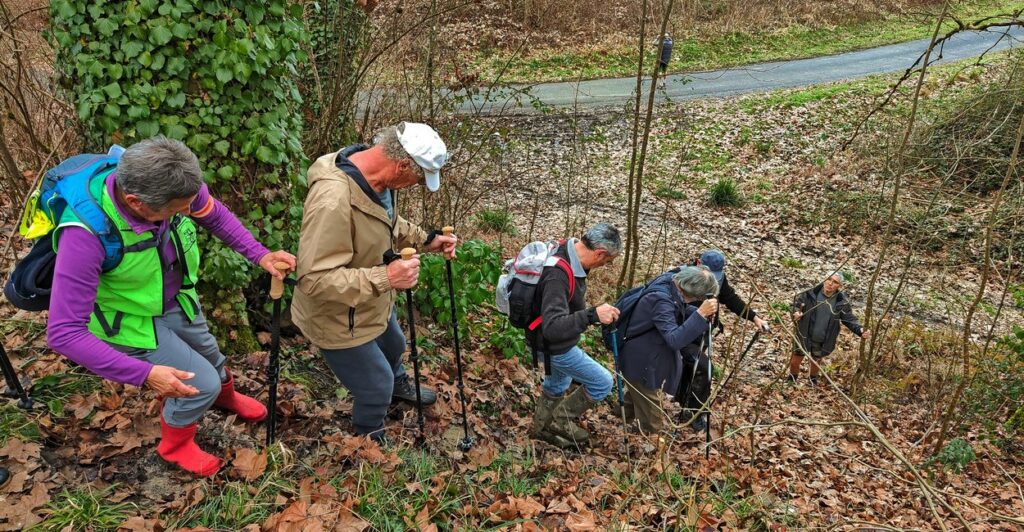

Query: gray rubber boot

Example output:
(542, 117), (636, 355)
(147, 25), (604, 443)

(531, 393), (573, 448)
(551, 387), (599, 443)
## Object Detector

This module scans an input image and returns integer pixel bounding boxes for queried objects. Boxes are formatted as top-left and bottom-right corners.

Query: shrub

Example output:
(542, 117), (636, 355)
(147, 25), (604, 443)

(931, 438), (976, 473)
(708, 178), (744, 207)
(49, 0), (309, 288)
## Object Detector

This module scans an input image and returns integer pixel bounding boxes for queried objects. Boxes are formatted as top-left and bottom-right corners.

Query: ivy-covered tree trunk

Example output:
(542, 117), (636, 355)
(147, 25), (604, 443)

(50, 0), (308, 355)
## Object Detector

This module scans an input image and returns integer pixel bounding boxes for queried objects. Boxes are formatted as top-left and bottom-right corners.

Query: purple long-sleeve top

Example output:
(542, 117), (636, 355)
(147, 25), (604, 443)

(46, 172), (270, 388)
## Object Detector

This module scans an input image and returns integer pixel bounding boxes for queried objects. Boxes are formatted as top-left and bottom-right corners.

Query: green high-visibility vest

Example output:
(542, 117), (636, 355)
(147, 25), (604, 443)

(53, 169), (201, 350)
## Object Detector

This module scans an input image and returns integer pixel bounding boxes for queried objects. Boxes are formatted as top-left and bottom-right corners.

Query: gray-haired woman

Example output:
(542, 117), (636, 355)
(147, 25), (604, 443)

(619, 266), (719, 433)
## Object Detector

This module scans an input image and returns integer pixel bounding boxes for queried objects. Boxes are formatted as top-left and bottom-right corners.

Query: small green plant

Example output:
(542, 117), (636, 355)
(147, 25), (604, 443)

(413, 240), (503, 330)
(474, 208), (517, 235)
(931, 438), (976, 473)
(32, 485), (135, 532)
(780, 257), (805, 269)
(708, 178), (743, 207)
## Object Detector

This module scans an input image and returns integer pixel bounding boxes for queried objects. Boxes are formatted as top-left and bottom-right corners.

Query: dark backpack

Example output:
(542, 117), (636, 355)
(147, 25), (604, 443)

(4, 147), (126, 311)
(601, 268), (680, 352)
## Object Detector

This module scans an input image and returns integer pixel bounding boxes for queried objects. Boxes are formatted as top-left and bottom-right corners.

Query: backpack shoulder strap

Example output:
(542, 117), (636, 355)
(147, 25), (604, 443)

(553, 258), (575, 300)
(526, 257), (576, 333)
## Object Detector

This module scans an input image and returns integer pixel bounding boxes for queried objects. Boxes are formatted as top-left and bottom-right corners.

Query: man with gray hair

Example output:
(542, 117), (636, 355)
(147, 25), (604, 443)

(790, 272), (871, 386)
(292, 122), (457, 443)
(529, 223), (621, 448)
(47, 136), (296, 476)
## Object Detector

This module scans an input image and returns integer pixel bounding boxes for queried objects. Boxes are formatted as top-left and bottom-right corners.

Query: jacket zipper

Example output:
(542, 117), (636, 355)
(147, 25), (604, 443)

(348, 307), (356, 337)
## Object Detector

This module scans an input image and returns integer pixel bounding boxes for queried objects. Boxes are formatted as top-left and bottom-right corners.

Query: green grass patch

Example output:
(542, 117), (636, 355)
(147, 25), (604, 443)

(475, 1), (1024, 83)
(31, 485), (135, 532)
(339, 449), (465, 530)
(30, 369), (103, 417)
(708, 178), (743, 207)
(169, 448), (294, 530)
(474, 208), (518, 235)
(654, 183), (687, 200)
(0, 403), (41, 444)
(780, 257), (805, 269)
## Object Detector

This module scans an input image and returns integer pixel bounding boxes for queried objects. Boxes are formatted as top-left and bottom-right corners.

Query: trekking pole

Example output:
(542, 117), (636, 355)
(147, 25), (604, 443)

(704, 325), (713, 458)
(441, 227), (473, 451)
(265, 261), (290, 447)
(0, 343), (32, 410)
(609, 329), (629, 455)
(401, 248), (426, 442)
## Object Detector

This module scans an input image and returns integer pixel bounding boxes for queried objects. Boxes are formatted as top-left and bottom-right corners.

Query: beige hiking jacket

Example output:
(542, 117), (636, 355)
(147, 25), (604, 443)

(291, 149), (427, 349)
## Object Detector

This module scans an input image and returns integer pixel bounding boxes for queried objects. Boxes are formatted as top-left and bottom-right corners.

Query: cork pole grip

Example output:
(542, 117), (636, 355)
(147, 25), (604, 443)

(400, 248), (417, 261)
(269, 262), (290, 300)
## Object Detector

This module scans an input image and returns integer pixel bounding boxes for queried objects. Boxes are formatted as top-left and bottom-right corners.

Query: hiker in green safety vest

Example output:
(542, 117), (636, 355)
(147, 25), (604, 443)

(46, 136), (296, 477)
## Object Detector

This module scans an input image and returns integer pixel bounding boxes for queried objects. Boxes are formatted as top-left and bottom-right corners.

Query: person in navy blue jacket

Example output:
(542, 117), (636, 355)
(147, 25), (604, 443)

(619, 266), (719, 433)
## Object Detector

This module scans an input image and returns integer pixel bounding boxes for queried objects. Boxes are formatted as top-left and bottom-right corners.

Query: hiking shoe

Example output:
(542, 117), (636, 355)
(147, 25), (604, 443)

(786, 374), (799, 385)
(392, 376), (437, 406)
(809, 375), (821, 387)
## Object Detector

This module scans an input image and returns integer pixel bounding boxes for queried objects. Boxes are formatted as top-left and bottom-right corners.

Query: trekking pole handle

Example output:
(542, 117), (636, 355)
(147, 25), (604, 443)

(442, 226), (455, 260)
(400, 247), (417, 261)
(270, 262), (289, 300)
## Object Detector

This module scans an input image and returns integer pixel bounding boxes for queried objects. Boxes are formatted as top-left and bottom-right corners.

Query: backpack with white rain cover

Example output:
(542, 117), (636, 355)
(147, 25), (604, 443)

(495, 241), (575, 369)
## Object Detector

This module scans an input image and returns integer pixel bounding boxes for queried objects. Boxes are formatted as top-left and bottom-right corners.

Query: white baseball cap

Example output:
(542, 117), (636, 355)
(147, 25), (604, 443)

(397, 122), (447, 192)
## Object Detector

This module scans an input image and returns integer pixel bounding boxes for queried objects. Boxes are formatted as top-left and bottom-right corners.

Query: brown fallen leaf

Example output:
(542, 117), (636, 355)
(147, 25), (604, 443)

(231, 448), (268, 481)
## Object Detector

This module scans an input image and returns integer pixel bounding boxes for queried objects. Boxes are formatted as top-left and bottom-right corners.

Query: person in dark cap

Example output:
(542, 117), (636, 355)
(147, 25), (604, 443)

(695, 249), (770, 334)
(671, 249), (770, 427)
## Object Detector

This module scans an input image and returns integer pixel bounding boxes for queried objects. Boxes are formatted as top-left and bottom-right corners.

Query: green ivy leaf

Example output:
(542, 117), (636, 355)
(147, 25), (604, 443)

(215, 67), (233, 83)
(150, 25), (173, 46)
(166, 92), (186, 108)
(102, 82), (122, 99)
(103, 102), (121, 118)
(165, 123), (187, 139)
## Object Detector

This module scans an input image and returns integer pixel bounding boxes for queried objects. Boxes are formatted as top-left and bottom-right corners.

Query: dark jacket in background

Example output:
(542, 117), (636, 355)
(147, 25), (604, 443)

(525, 243), (598, 355)
(718, 273), (758, 322)
(688, 262), (757, 326)
(620, 273), (710, 393)
(792, 284), (864, 357)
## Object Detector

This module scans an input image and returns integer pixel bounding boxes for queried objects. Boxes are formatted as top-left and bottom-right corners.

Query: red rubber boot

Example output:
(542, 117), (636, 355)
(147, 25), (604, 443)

(213, 369), (268, 423)
(156, 415), (221, 477)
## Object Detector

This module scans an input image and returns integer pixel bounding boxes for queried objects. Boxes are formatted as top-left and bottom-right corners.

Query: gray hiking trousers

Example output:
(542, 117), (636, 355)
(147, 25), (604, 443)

(109, 305), (228, 427)
(319, 311), (408, 438)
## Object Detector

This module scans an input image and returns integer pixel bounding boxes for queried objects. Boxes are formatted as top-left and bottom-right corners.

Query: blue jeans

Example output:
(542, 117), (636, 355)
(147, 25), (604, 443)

(540, 345), (613, 400)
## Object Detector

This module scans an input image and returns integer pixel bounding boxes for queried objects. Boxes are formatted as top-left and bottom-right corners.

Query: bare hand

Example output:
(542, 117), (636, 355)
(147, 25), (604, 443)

(754, 316), (771, 333)
(387, 255), (420, 290)
(862, 329), (872, 340)
(793, 311), (803, 321)
(259, 250), (296, 280)
(697, 298), (718, 319)
(595, 304), (620, 325)
(146, 365), (199, 398)
(427, 234), (458, 260)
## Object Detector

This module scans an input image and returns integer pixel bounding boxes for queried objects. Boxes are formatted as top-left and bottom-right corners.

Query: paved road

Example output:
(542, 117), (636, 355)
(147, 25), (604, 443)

(456, 25), (1022, 112)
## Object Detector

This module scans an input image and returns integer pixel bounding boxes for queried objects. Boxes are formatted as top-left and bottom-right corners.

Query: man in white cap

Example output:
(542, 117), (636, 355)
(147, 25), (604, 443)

(292, 122), (457, 442)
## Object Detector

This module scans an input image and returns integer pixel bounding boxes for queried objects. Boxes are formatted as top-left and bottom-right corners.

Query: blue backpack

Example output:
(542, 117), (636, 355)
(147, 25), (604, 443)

(601, 268), (680, 352)
(4, 146), (127, 311)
